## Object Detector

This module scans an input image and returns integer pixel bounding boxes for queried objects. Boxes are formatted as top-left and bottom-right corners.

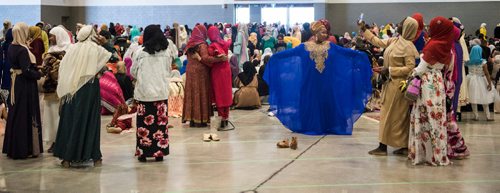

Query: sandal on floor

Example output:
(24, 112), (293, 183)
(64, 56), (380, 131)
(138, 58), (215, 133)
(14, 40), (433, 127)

(277, 139), (290, 148)
(203, 134), (211, 142)
(290, 137), (298, 150)
(210, 134), (220, 141)
(155, 157), (164, 162)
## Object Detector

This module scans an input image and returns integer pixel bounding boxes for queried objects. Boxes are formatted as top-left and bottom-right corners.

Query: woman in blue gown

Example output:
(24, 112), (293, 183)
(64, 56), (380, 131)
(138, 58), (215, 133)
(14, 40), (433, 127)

(264, 21), (372, 135)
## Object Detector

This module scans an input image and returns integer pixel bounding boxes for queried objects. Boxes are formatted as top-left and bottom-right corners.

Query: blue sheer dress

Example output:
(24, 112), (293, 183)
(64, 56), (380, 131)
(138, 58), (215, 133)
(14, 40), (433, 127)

(264, 43), (372, 135)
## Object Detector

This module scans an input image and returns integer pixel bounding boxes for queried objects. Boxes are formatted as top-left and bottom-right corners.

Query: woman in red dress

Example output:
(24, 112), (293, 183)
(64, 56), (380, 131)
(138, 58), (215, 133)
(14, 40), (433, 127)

(183, 25), (226, 127)
(207, 26), (232, 129)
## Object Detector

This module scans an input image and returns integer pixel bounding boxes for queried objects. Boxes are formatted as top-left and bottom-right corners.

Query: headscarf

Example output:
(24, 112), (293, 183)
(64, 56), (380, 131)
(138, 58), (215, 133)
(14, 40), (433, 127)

(57, 25), (112, 100)
(468, 45), (484, 66)
(143, 25), (169, 55)
(178, 25), (188, 48)
(129, 26), (141, 41)
(109, 22), (116, 36)
(260, 48), (273, 66)
(238, 61), (257, 86)
(318, 19), (332, 35)
(124, 57), (133, 78)
(185, 25), (207, 53)
(480, 23), (487, 28)
(249, 32), (258, 46)
(12, 22), (36, 64)
(311, 21), (327, 35)
(3, 20), (12, 38)
(412, 13), (424, 40)
(452, 17), (470, 62)
(383, 17), (419, 60)
(343, 32), (352, 41)
(101, 24), (108, 32)
(29, 26), (42, 40)
(49, 26), (71, 52)
(238, 22), (249, 39)
(422, 16), (454, 65)
(208, 26), (222, 43)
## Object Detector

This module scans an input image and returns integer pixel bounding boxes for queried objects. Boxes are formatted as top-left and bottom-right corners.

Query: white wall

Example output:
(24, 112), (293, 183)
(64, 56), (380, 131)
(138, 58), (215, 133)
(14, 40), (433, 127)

(40, 0), (325, 6)
(35, 0), (500, 6)
(0, 0), (39, 5)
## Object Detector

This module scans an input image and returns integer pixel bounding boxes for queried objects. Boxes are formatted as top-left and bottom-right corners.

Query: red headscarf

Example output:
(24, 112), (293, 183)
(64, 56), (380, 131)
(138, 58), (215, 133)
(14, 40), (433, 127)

(412, 13), (425, 40)
(208, 26), (230, 52)
(318, 19), (332, 35)
(185, 25), (207, 53)
(208, 26), (222, 43)
(318, 19), (337, 44)
(422, 16), (454, 65)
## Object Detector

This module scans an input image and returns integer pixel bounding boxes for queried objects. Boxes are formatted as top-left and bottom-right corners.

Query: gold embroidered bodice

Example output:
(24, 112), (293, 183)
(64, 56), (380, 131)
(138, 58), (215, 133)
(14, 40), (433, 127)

(304, 41), (330, 73)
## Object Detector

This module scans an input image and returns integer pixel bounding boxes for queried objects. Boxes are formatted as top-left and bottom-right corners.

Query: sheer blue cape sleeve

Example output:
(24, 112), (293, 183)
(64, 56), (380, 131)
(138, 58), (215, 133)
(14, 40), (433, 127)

(264, 43), (372, 135)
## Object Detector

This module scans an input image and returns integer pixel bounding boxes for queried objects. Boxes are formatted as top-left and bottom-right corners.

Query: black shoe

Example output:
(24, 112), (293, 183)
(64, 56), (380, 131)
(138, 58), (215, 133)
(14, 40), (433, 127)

(189, 121), (195, 127)
(155, 157), (164, 162)
(138, 156), (147, 162)
(47, 143), (55, 153)
(220, 120), (227, 128)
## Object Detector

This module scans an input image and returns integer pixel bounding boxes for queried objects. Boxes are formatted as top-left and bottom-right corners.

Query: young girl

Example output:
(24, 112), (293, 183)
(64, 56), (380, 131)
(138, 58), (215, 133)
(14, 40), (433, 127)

(467, 45), (497, 121)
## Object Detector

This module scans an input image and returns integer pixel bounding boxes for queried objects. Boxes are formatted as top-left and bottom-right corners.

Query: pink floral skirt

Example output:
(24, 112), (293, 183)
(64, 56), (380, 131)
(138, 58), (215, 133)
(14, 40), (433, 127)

(135, 100), (169, 158)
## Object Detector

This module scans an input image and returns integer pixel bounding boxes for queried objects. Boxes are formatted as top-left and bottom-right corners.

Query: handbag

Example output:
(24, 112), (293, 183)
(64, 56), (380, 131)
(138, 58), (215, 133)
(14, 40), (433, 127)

(404, 76), (421, 101)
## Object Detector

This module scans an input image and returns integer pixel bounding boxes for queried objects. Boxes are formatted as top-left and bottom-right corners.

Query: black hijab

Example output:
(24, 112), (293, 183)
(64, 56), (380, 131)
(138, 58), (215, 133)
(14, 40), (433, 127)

(238, 61), (257, 86)
(143, 25), (169, 55)
(109, 22), (116, 36)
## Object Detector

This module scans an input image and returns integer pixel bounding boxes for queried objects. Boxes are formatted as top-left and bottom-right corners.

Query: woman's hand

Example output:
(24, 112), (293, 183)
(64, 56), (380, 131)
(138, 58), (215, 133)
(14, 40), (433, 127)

(92, 35), (107, 45)
(358, 21), (367, 32)
(487, 82), (492, 91)
(217, 54), (228, 61)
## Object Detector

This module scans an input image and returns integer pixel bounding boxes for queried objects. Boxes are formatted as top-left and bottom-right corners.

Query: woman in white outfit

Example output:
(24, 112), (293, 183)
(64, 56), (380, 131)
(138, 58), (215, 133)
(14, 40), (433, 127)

(43, 26), (71, 152)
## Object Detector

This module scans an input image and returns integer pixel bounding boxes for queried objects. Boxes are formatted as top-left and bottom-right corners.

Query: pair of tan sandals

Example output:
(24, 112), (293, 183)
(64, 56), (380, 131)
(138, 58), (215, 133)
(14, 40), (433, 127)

(203, 133), (220, 142)
(277, 137), (298, 150)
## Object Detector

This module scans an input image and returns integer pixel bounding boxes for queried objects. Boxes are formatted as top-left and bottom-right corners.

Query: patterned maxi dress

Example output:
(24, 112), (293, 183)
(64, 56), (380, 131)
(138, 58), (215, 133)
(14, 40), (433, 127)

(409, 61), (450, 166)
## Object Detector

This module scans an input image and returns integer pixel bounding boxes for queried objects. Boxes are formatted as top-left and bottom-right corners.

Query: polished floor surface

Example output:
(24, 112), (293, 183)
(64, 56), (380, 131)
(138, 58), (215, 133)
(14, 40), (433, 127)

(1, 108), (500, 193)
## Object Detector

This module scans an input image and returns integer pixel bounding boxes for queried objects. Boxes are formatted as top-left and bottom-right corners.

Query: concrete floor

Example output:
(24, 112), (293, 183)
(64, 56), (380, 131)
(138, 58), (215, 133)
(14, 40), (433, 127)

(0, 108), (499, 193)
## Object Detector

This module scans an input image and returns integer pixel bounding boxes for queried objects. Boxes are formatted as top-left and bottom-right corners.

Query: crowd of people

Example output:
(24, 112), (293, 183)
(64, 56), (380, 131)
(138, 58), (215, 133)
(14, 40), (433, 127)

(0, 14), (499, 167)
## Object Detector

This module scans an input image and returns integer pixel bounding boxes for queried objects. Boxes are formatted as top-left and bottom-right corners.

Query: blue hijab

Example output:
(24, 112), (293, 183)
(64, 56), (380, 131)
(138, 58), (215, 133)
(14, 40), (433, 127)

(467, 45), (484, 66)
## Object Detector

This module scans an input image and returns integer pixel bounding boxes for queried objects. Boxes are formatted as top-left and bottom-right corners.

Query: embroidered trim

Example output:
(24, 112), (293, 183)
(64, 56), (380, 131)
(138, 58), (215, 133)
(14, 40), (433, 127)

(305, 41), (330, 73)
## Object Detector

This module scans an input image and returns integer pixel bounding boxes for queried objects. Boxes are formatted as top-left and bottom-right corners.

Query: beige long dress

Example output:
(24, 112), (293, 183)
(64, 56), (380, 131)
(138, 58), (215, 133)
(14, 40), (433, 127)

(363, 17), (419, 148)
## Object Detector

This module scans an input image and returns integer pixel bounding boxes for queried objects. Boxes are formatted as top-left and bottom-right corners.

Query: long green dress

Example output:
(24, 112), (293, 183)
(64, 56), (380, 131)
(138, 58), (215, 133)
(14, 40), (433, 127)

(53, 78), (102, 162)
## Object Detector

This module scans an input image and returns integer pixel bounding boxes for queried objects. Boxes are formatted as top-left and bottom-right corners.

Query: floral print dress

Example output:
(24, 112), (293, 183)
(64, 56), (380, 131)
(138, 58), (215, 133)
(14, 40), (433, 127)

(135, 101), (169, 158)
(409, 62), (450, 166)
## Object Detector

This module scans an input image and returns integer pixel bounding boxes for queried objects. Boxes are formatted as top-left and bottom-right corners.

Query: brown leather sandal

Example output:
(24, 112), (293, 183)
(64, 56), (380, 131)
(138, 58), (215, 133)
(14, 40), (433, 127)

(277, 139), (290, 148)
(290, 137), (298, 150)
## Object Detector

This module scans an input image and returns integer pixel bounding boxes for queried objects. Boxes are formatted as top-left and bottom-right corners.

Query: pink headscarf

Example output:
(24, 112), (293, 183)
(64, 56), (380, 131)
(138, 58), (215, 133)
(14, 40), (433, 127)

(185, 25), (207, 53)
(124, 57), (133, 79)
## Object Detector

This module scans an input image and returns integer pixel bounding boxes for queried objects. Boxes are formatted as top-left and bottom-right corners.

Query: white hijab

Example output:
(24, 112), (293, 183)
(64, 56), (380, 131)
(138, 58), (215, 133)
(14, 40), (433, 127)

(178, 25), (188, 49)
(48, 26), (71, 52)
(57, 25), (112, 100)
(260, 48), (273, 66)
